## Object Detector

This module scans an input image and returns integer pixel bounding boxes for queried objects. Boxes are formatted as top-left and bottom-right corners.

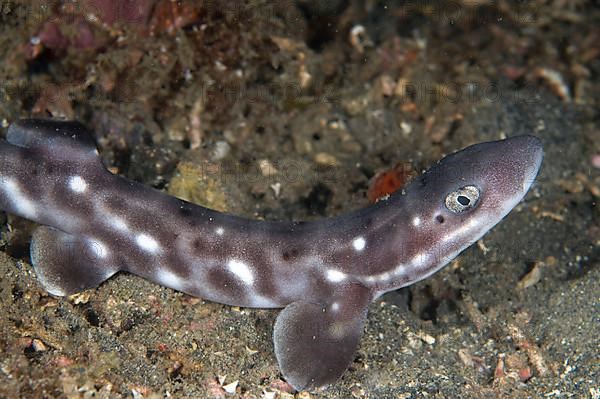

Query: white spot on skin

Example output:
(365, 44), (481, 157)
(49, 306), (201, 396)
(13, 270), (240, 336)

(68, 175), (87, 193)
(96, 203), (130, 232)
(136, 234), (161, 254)
(392, 263), (405, 275)
(227, 259), (255, 285)
(412, 216), (421, 227)
(1, 178), (37, 218)
(409, 252), (430, 269)
(215, 227), (224, 236)
(156, 269), (184, 290)
(440, 217), (480, 244)
(326, 269), (347, 283)
(331, 302), (340, 312)
(352, 236), (366, 251)
(108, 215), (129, 232)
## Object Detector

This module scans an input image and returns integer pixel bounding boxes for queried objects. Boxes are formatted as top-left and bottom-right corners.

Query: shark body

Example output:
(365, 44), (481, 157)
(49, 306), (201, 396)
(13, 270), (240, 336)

(0, 119), (543, 390)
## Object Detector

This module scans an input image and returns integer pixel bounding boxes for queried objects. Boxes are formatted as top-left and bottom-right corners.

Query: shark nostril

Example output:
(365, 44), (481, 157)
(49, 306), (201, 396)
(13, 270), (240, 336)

(436, 215), (445, 224)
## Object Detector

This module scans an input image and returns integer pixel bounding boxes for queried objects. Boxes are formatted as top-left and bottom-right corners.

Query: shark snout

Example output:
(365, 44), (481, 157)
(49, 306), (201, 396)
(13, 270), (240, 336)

(505, 135), (544, 194)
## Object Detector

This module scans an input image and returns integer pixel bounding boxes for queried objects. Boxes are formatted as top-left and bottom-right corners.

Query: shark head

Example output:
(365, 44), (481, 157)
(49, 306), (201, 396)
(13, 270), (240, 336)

(389, 135), (543, 286)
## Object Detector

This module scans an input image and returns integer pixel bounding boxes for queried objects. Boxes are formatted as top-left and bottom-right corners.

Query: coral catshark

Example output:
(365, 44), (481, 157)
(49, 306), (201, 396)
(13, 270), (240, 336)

(0, 119), (542, 390)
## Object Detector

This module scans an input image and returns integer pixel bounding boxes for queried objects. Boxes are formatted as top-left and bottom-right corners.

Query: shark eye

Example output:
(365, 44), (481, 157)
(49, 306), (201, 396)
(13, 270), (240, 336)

(445, 185), (480, 213)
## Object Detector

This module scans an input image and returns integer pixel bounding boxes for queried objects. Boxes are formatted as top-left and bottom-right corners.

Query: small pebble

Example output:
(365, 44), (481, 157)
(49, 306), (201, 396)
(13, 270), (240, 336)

(458, 348), (474, 368)
(211, 141), (230, 161)
(262, 391), (276, 399)
(222, 380), (238, 394)
(349, 25), (370, 54)
(270, 182), (282, 198)
(314, 152), (339, 166)
(535, 67), (571, 102)
(517, 261), (544, 289)
(519, 366), (533, 382)
(376, 74), (396, 97)
(69, 291), (90, 304)
(258, 159), (278, 176)
(417, 332), (436, 345)
(400, 121), (412, 135)
(245, 346), (258, 355)
(32, 338), (48, 352)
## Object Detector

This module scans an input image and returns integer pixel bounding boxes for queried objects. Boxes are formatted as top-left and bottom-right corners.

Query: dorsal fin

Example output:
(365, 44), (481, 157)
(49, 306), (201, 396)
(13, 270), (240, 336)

(6, 119), (99, 161)
(273, 282), (372, 391)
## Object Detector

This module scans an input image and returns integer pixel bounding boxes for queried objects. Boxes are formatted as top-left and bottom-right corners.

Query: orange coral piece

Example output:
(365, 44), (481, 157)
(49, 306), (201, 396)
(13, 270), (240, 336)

(149, 0), (203, 35)
(367, 162), (414, 203)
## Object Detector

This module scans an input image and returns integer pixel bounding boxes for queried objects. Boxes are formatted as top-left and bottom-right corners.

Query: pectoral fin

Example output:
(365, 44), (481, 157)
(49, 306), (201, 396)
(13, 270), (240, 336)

(30, 226), (118, 296)
(273, 282), (372, 391)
